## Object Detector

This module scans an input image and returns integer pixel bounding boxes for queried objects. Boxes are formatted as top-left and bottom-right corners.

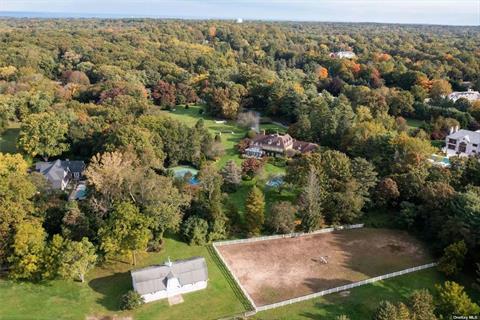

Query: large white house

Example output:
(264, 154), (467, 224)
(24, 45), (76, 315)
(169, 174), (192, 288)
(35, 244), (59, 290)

(130, 257), (208, 303)
(448, 89), (480, 102)
(444, 127), (480, 157)
(330, 51), (356, 59)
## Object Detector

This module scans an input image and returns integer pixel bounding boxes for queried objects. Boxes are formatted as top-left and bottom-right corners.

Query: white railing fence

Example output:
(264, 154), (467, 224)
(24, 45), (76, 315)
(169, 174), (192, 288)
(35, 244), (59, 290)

(254, 262), (438, 312)
(212, 225), (437, 317)
(212, 243), (258, 311)
(214, 224), (364, 247)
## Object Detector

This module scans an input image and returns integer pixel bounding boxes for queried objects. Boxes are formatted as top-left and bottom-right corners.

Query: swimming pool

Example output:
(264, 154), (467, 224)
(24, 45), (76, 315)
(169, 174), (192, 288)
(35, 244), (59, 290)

(170, 166), (200, 185)
(266, 176), (284, 187)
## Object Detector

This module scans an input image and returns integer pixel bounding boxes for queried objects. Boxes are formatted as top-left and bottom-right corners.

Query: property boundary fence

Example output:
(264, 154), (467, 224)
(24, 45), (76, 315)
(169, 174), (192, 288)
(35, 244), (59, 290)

(254, 262), (438, 312)
(214, 223), (364, 247)
(212, 225), (438, 317)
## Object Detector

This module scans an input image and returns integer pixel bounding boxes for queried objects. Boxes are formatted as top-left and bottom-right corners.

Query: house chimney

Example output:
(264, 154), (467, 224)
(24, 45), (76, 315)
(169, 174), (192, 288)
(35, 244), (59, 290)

(262, 129), (266, 135)
(166, 256), (173, 267)
(455, 125), (459, 133)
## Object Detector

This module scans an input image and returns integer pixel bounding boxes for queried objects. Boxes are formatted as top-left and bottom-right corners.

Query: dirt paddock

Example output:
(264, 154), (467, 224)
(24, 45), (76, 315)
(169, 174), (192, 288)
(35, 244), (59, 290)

(217, 228), (433, 306)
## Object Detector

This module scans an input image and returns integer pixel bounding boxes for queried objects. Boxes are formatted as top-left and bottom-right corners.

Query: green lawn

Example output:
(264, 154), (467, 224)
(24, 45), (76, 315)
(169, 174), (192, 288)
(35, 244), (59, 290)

(160, 105), (286, 172)
(0, 123), (20, 153)
(0, 236), (247, 320)
(405, 118), (425, 130)
(253, 268), (445, 320)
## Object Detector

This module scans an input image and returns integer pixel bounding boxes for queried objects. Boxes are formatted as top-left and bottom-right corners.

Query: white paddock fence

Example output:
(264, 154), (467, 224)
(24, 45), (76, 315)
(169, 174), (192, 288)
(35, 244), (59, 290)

(214, 223), (364, 247)
(255, 262), (438, 312)
(212, 225), (437, 316)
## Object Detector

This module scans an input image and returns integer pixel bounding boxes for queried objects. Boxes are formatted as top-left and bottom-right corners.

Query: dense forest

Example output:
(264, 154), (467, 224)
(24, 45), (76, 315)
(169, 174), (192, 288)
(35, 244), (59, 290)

(0, 19), (479, 317)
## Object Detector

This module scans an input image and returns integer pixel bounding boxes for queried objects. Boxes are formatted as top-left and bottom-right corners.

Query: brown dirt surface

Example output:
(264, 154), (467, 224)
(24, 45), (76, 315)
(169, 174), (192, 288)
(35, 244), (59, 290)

(217, 228), (433, 306)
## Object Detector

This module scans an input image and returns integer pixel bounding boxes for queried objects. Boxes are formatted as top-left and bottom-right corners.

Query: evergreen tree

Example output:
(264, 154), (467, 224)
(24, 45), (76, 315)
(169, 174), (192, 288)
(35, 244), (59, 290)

(438, 240), (467, 276)
(244, 186), (265, 236)
(436, 281), (480, 317)
(373, 301), (398, 320)
(298, 167), (325, 232)
(409, 289), (437, 320)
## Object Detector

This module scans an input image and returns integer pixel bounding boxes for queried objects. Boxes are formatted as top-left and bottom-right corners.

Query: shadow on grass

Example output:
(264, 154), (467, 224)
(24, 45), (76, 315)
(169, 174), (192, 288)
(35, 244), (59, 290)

(207, 245), (253, 312)
(88, 271), (131, 311)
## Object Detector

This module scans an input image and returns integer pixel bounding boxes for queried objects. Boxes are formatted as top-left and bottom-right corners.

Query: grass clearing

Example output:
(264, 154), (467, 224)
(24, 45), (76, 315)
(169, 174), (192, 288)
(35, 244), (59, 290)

(160, 105), (286, 171)
(0, 123), (20, 153)
(217, 228), (434, 306)
(0, 236), (247, 320)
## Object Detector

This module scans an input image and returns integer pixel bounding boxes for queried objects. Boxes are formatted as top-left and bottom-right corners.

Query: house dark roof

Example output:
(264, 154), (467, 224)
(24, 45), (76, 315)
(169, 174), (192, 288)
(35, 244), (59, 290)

(35, 159), (86, 188)
(249, 133), (318, 154)
(251, 133), (293, 150)
(292, 140), (318, 153)
(131, 257), (208, 295)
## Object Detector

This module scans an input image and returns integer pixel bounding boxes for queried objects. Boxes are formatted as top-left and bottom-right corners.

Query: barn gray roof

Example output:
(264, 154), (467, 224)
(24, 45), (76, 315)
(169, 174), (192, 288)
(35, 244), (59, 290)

(131, 257), (208, 295)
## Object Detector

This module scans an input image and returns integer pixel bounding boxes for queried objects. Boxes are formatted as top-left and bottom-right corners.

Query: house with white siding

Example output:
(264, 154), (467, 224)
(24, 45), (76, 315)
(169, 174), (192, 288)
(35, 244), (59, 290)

(444, 127), (480, 157)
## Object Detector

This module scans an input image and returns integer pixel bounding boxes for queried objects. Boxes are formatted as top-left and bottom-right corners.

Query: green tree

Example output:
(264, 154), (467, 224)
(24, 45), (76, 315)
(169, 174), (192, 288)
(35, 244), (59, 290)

(436, 281), (480, 317)
(267, 201), (297, 234)
(42, 234), (65, 279)
(430, 79), (452, 100)
(220, 160), (242, 192)
(438, 240), (467, 276)
(298, 167), (325, 232)
(388, 90), (414, 116)
(0, 153), (36, 264)
(182, 216), (209, 245)
(396, 303), (411, 320)
(244, 186), (265, 236)
(58, 237), (97, 283)
(99, 202), (151, 265)
(8, 220), (46, 280)
(409, 289), (436, 320)
(18, 112), (69, 161)
(373, 301), (398, 320)
(121, 290), (144, 310)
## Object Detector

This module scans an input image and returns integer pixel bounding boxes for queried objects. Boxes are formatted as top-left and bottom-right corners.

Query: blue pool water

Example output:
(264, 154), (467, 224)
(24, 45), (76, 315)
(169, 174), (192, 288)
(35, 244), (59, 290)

(170, 166), (200, 185)
(266, 176), (284, 187)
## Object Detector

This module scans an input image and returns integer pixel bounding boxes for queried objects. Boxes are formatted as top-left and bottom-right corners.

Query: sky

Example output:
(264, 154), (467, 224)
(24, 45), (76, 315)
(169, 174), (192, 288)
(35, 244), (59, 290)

(0, 0), (479, 26)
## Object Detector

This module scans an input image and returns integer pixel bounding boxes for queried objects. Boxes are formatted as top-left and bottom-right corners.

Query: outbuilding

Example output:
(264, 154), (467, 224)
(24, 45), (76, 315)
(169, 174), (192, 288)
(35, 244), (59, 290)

(130, 257), (208, 303)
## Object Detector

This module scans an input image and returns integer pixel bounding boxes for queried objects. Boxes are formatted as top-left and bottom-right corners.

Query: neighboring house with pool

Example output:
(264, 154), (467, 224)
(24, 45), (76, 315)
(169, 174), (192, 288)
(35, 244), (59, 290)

(35, 159), (86, 191)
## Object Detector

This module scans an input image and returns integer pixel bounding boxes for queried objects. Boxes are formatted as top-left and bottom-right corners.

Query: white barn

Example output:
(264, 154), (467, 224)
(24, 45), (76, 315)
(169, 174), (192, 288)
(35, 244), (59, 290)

(130, 257), (208, 303)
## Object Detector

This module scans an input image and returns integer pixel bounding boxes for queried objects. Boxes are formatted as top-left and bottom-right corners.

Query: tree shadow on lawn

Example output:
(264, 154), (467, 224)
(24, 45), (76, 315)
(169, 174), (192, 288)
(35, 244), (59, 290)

(327, 228), (434, 279)
(88, 271), (131, 311)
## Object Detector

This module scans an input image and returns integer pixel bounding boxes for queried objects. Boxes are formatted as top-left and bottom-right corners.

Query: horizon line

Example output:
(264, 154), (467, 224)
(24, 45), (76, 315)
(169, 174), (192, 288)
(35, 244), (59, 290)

(0, 11), (478, 27)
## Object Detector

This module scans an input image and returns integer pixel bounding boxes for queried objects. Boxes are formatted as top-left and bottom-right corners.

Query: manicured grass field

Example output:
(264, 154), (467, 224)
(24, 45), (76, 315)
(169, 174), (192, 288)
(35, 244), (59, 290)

(253, 268), (445, 320)
(0, 236), (247, 320)
(0, 123), (20, 153)
(160, 105), (285, 172)
(161, 105), (294, 219)
(405, 118), (425, 129)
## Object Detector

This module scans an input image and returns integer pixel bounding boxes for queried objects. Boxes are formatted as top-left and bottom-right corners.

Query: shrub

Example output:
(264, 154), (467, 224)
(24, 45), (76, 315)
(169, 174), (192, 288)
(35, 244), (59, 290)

(121, 290), (144, 310)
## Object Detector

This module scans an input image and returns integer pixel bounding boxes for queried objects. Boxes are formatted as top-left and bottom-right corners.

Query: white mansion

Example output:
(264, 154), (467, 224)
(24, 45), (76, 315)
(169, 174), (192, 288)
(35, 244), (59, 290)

(444, 127), (480, 157)
(448, 89), (480, 102)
